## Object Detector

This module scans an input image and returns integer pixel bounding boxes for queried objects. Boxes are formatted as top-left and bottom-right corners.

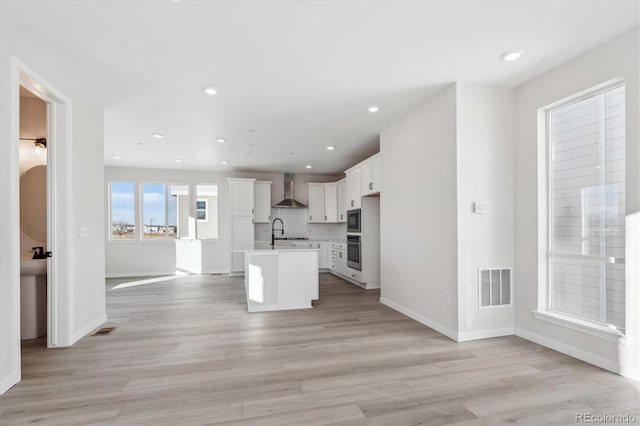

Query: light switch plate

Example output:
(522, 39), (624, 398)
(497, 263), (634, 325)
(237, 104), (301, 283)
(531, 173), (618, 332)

(473, 202), (486, 214)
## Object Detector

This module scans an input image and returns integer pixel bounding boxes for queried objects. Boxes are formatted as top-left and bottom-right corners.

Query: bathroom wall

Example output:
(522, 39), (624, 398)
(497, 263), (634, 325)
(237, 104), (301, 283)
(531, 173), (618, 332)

(19, 91), (47, 258)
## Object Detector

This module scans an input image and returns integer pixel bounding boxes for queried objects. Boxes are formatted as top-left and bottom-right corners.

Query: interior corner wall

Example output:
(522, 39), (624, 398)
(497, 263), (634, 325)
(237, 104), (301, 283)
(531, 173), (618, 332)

(456, 84), (515, 341)
(379, 84), (459, 339)
(514, 28), (639, 379)
(0, 16), (106, 394)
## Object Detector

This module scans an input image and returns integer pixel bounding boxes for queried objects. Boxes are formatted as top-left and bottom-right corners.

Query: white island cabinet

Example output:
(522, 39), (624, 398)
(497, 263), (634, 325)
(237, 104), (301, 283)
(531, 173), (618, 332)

(245, 246), (319, 312)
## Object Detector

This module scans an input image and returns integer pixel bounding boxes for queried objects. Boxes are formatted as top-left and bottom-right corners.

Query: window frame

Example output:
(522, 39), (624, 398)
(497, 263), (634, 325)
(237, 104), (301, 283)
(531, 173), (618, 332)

(139, 182), (185, 242)
(537, 79), (626, 335)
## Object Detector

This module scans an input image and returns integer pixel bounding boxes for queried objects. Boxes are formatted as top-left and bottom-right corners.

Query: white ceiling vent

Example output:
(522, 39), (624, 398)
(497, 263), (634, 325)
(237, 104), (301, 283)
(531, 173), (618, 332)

(479, 268), (511, 308)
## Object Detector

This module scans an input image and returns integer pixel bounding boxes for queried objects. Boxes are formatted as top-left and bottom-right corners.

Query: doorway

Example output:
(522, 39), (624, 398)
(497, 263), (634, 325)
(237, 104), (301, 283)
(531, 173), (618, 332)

(18, 63), (72, 350)
(18, 86), (48, 347)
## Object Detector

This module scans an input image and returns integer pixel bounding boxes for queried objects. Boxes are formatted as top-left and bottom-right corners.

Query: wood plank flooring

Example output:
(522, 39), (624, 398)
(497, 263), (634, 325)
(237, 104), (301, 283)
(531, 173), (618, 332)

(1, 273), (638, 425)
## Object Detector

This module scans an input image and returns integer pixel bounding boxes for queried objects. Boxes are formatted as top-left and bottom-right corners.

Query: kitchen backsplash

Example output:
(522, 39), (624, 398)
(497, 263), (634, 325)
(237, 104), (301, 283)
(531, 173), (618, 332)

(254, 207), (347, 241)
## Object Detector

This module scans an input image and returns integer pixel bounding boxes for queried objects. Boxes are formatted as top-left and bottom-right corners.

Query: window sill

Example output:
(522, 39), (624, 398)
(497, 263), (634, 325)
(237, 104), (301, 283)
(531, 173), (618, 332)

(532, 310), (627, 344)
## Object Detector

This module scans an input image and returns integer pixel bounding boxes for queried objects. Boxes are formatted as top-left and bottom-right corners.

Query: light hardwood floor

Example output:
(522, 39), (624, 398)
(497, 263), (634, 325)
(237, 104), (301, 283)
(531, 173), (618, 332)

(1, 273), (638, 425)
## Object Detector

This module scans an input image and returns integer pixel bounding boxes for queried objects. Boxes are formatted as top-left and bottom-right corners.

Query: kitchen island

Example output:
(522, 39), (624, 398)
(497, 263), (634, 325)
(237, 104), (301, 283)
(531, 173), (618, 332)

(244, 243), (319, 312)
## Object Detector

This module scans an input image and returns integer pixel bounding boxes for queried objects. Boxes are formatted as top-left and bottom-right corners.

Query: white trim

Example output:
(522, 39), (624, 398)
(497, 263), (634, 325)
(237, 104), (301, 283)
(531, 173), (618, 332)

(106, 271), (179, 278)
(515, 327), (620, 375)
(379, 297), (458, 341)
(532, 310), (627, 343)
(457, 328), (515, 342)
(0, 369), (20, 395)
(71, 314), (107, 344)
(202, 269), (230, 275)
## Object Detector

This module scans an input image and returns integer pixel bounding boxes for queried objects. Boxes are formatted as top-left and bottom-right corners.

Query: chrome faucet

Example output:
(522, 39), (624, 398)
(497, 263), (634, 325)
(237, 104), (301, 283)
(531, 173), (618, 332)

(271, 218), (284, 246)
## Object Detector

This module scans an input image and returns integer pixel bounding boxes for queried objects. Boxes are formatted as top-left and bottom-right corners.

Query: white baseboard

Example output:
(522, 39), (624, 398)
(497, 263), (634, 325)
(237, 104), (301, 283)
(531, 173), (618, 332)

(457, 328), (514, 342)
(379, 297), (458, 341)
(72, 314), (107, 344)
(202, 269), (230, 275)
(106, 272), (176, 278)
(0, 369), (20, 395)
(515, 327), (620, 375)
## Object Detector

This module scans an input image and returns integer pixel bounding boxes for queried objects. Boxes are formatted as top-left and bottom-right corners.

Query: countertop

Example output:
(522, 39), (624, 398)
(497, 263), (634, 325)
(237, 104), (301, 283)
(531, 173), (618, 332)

(251, 242), (320, 251)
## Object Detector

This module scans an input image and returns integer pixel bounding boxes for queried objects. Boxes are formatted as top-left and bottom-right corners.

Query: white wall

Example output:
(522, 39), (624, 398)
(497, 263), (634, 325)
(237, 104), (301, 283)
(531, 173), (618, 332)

(514, 29), (639, 379)
(456, 84), (515, 340)
(105, 167), (344, 277)
(379, 85), (460, 338)
(0, 17), (105, 393)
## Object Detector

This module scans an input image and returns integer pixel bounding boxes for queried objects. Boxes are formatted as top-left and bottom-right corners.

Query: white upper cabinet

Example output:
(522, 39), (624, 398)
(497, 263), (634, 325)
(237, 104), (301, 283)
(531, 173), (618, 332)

(228, 178), (255, 217)
(307, 183), (326, 223)
(324, 183), (338, 223)
(254, 181), (272, 223)
(337, 178), (346, 223)
(361, 155), (381, 196)
(346, 168), (362, 210)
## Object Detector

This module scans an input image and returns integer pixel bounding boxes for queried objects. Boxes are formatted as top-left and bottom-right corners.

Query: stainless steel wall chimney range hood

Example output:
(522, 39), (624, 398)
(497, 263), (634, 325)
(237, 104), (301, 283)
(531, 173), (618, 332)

(274, 173), (307, 208)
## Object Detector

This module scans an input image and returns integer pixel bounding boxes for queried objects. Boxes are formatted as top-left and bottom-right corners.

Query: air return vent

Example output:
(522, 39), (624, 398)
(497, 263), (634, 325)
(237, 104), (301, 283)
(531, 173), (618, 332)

(479, 268), (511, 308)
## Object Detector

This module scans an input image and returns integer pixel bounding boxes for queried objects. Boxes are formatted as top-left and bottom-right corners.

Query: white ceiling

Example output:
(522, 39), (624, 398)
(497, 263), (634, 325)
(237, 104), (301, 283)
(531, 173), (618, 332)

(1, 0), (637, 174)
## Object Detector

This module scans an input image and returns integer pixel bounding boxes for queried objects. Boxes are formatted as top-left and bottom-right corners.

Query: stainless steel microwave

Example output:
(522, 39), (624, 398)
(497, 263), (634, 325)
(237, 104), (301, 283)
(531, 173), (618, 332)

(347, 208), (361, 233)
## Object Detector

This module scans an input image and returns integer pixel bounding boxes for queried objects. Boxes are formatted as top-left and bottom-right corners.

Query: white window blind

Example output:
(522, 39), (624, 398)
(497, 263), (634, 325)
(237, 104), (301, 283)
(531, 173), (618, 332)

(548, 84), (625, 330)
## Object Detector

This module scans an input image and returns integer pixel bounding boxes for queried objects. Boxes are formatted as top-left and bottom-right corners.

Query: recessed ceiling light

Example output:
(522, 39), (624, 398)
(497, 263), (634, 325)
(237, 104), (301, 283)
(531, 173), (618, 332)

(221, 161), (229, 165)
(175, 158), (183, 163)
(326, 146), (335, 151)
(368, 105), (379, 113)
(305, 164), (312, 169)
(203, 86), (218, 96)
(112, 155), (121, 160)
(216, 138), (227, 143)
(500, 50), (522, 62)
(152, 132), (164, 138)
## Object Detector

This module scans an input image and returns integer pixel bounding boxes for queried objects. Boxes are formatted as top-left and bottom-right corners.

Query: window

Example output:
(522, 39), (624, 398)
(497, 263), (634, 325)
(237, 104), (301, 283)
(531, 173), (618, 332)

(110, 181), (135, 240)
(196, 184), (218, 239)
(196, 200), (208, 221)
(142, 183), (167, 239)
(547, 84), (625, 331)
(142, 183), (186, 239)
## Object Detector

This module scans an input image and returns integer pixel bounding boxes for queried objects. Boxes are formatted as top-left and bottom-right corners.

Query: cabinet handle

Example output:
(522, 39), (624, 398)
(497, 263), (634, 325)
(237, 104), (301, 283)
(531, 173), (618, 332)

(339, 252), (342, 258)
(325, 215), (327, 221)
(252, 208), (254, 214)
(269, 215), (271, 220)
(351, 200), (354, 206)
(340, 214), (343, 220)
(310, 215), (312, 221)
(369, 182), (373, 190)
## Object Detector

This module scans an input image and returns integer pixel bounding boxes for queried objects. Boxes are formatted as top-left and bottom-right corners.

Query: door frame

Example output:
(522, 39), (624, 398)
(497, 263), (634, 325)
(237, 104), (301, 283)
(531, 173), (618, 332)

(16, 59), (73, 350)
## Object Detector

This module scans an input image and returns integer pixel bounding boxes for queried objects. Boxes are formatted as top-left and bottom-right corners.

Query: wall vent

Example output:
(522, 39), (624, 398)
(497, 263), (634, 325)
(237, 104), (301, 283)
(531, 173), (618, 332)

(479, 268), (511, 308)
